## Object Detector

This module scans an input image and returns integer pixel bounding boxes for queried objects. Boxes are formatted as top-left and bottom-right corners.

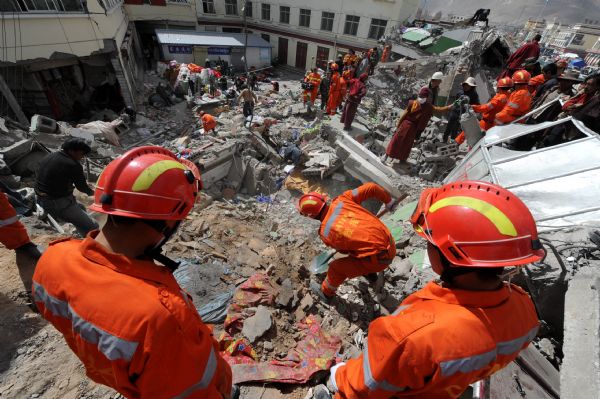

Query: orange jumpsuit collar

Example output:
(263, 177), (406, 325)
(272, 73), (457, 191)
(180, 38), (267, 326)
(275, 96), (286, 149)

(413, 280), (512, 308)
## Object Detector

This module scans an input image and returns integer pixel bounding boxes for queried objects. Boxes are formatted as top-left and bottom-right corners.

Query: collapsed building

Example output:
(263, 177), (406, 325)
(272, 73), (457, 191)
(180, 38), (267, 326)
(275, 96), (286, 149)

(1, 23), (599, 399)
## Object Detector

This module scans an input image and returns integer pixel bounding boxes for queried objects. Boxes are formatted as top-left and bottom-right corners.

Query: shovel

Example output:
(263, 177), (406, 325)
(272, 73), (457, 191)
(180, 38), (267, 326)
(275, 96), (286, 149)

(309, 194), (407, 274)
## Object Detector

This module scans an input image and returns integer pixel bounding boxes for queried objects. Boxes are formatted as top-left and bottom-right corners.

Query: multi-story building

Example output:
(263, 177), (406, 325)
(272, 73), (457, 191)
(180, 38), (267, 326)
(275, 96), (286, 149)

(124, 0), (198, 39)
(195, 0), (420, 70)
(585, 37), (600, 67)
(0, 0), (143, 123)
(546, 22), (600, 57)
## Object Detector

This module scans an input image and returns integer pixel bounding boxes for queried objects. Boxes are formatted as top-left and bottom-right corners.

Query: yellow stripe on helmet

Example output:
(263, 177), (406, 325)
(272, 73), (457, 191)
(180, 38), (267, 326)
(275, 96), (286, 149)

(132, 160), (187, 192)
(300, 199), (318, 209)
(429, 196), (517, 237)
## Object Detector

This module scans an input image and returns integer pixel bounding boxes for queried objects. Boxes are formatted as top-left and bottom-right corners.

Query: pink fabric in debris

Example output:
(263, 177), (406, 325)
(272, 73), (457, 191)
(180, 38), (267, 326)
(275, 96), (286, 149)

(227, 315), (342, 384)
(223, 273), (278, 333)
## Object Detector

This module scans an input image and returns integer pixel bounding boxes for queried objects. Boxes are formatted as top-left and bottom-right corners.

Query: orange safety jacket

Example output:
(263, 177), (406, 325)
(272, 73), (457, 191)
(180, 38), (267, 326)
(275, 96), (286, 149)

(472, 92), (509, 129)
(319, 183), (393, 259)
(493, 87), (532, 126)
(202, 114), (217, 131)
(0, 191), (30, 250)
(32, 233), (232, 399)
(528, 74), (545, 93)
(334, 281), (539, 399)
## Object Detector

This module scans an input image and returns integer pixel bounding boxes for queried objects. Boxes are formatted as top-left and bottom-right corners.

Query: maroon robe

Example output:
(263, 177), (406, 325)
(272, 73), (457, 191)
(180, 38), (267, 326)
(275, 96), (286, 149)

(499, 40), (540, 79)
(386, 100), (433, 161)
(340, 78), (367, 129)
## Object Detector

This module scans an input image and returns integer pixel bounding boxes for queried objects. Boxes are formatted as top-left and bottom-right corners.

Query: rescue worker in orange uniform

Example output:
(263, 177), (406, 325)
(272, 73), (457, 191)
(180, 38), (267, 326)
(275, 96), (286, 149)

(200, 111), (217, 134)
(528, 73), (545, 94)
(343, 50), (358, 69)
(298, 183), (397, 301)
(303, 68), (322, 112)
(338, 70), (351, 111)
(33, 147), (233, 399)
(455, 77), (513, 144)
(0, 190), (41, 292)
(380, 45), (391, 63)
(494, 70), (532, 126)
(326, 64), (342, 115)
(317, 181), (543, 399)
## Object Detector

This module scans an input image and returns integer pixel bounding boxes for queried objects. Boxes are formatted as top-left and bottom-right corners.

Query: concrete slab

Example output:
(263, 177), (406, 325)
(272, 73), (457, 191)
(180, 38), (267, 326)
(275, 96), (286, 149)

(0, 139), (33, 164)
(327, 114), (370, 140)
(561, 267), (600, 399)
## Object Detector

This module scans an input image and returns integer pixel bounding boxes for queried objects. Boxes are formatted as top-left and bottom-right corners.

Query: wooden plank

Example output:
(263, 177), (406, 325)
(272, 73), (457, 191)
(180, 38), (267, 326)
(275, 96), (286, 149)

(0, 73), (28, 126)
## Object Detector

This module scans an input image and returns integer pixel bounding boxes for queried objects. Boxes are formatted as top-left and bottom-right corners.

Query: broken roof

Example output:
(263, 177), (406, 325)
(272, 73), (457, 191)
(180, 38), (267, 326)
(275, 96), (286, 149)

(445, 117), (600, 231)
(155, 30), (273, 48)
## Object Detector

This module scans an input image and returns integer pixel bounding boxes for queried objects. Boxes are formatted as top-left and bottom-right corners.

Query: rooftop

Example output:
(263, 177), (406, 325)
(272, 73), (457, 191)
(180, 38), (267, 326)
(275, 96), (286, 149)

(155, 30), (273, 48)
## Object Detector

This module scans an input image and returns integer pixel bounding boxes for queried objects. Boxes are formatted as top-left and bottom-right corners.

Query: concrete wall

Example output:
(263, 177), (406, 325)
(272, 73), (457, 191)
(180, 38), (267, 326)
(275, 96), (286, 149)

(0, 1), (128, 63)
(125, 1), (198, 26)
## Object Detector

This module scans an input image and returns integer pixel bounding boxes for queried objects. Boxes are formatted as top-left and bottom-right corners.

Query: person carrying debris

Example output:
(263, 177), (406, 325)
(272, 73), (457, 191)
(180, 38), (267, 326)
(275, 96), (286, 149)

(0, 190), (42, 294)
(303, 68), (322, 112)
(340, 73), (369, 131)
(317, 181), (543, 399)
(297, 183), (397, 302)
(32, 146), (234, 399)
(494, 70), (533, 126)
(326, 64), (342, 115)
(383, 87), (450, 165)
(199, 111), (217, 134)
(35, 138), (99, 237)
(499, 34), (541, 79)
(455, 77), (513, 145)
(442, 77), (480, 143)
(238, 84), (258, 120)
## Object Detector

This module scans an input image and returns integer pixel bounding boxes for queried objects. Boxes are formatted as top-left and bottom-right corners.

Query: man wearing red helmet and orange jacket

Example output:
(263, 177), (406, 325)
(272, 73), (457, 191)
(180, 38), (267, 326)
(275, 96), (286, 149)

(298, 183), (397, 302)
(494, 70), (533, 126)
(32, 147), (233, 399)
(316, 181), (542, 399)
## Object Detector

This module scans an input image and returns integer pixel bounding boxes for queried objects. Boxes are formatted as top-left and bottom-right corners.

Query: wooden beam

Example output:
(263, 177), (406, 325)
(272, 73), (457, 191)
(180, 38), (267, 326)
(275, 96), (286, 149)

(0, 73), (28, 127)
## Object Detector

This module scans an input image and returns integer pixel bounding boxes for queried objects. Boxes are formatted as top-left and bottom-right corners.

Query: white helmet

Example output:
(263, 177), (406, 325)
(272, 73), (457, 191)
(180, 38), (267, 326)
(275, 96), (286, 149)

(462, 77), (477, 87)
(431, 72), (444, 80)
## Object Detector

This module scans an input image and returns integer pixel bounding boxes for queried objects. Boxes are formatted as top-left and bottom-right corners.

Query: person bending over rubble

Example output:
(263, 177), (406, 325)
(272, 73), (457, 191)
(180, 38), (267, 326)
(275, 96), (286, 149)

(315, 181), (543, 399)
(297, 183), (398, 302)
(199, 111), (218, 134)
(33, 147), (234, 399)
(35, 138), (99, 237)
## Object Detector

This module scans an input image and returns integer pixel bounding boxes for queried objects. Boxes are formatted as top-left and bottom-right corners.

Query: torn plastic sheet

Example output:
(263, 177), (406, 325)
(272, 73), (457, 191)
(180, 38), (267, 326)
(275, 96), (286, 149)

(223, 315), (341, 384)
(196, 291), (233, 324)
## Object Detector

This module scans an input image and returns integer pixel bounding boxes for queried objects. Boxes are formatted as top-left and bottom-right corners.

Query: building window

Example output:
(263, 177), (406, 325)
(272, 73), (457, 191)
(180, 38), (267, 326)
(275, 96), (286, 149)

(261, 3), (270, 20)
(202, 0), (215, 13)
(225, 0), (238, 15)
(99, 0), (123, 9)
(344, 15), (360, 36)
(299, 9), (311, 28)
(321, 11), (334, 31)
(368, 18), (387, 40)
(1, 0), (89, 12)
(279, 5), (290, 24)
(571, 33), (585, 46)
(245, 1), (252, 17)
(261, 34), (270, 42)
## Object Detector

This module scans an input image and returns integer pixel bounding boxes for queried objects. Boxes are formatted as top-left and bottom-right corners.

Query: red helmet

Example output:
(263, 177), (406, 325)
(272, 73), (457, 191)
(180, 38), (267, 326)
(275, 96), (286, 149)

(90, 146), (201, 220)
(410, 181), (544, 271)
(298, 192), (328, 219)
(497, 77), (514, 89)
(512, 70), (531, 84)
(330, 63), (339, 71)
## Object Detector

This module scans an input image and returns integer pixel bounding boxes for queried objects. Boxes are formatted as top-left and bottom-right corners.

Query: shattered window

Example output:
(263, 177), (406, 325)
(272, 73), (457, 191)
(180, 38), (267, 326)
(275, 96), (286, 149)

(299, 9), (311, 28)
(225, 0), (237, 15)
(202, 0), (215, 14)
(344, 15), (360, 36)
(261, 3), (270, 20)
(368, 18), (387, 40)
(279, 6), (290, 24)
(245, 1), (252, 17)
(321, 11), (334, 31)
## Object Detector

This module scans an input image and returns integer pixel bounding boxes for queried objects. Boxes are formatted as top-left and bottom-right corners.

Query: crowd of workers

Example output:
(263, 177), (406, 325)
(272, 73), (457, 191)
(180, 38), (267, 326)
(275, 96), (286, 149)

(0, 38), (592, 399)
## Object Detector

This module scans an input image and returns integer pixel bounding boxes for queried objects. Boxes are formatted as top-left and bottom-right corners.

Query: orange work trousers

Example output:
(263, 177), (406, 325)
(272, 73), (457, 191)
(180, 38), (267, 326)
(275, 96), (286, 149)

(327, 91), (341, 115)
(321, 245), (396, 296)
(304, 88), (318, 104)
(0, 193), (30, 250)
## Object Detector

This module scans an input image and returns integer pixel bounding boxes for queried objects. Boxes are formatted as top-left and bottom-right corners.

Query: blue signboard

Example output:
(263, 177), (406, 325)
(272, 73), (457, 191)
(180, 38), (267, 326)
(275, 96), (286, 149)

(168, 45), (192, 54)
(208, 47), (231, 55)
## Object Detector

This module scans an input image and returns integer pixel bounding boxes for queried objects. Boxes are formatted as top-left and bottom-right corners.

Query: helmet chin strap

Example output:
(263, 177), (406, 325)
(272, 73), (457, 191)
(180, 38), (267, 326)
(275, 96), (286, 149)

(142, 220), (182, 272)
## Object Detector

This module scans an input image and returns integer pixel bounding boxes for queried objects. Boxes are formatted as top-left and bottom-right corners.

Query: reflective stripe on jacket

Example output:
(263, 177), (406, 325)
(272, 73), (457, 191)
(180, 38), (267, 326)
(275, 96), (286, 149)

(334, 281), (539, 399)
(33, 233), (232, 399)
(0, 192), (30, 250)
(319, 183), (393, 258)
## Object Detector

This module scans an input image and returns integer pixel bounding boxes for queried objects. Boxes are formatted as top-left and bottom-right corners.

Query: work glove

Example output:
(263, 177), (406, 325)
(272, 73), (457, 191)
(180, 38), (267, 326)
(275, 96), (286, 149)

(327, 362), (346, 393)
(385, 199), (398, 213)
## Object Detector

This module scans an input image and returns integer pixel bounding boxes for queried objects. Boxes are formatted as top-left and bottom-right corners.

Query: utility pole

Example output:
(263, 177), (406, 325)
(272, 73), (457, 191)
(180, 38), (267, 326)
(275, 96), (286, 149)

(242, 0), (249, 75)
